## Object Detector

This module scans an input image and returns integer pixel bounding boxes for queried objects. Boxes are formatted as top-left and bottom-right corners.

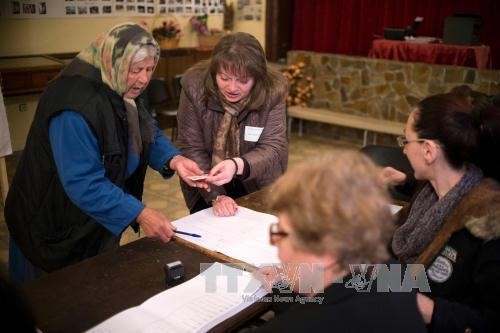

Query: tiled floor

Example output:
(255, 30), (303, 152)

(0, 130), (359, 277)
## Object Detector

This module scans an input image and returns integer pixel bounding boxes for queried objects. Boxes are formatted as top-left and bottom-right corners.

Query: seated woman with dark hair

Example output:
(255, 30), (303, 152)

(382, 93), (500, 332)
(254, 151), (426, 333)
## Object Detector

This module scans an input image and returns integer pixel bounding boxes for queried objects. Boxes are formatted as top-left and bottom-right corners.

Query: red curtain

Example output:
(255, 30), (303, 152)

(292, 0), (500, 69)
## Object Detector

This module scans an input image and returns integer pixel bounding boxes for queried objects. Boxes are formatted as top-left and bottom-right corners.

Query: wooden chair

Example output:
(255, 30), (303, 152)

(146, 77), (179, 141)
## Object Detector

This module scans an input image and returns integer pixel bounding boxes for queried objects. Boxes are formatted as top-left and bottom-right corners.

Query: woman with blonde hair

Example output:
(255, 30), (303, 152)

(255, 151), (426, 332)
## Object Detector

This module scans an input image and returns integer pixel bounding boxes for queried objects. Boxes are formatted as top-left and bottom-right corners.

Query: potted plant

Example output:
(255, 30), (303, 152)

(190, 14), (223, 49)
(152, 20), (182, 49)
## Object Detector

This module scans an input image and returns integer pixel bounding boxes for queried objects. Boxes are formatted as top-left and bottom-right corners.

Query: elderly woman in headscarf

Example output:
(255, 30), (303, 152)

(5, 23), (206, 283)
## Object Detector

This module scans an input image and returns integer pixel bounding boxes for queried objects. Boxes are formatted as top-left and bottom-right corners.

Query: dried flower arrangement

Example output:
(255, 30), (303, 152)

(190, 14), (222, 36)
(281, 61), (314, 106)
(152, 20), (181, 41)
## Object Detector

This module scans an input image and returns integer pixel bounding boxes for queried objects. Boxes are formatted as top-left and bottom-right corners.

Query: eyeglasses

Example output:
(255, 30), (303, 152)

(269, 223), (289, 245)
(396, 136), (427, 148)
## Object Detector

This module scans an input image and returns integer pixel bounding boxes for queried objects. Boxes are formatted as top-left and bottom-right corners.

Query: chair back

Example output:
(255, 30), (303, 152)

(172, 74), (183, 106)
(145, 77), (179, 140)
(360, 145), (417, 202)
(146, 78), (172, 108)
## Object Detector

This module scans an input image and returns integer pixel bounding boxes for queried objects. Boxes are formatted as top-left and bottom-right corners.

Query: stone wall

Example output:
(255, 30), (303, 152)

(287, 51), (500, 144)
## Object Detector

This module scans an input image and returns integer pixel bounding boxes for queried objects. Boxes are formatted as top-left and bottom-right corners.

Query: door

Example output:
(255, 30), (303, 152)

(265, 0), (295, 63)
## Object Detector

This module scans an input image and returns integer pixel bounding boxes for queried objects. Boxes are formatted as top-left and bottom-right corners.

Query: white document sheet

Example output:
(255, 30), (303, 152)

(86, 263), (267, 333)
(172, 206), (280, 266)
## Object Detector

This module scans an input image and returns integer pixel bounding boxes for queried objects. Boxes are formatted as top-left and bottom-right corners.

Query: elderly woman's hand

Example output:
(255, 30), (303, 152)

(378, 166), (407, 187)
(170, 155), (210, 191)
(136, 207), (176, 243)
(212, 195), (238, 216)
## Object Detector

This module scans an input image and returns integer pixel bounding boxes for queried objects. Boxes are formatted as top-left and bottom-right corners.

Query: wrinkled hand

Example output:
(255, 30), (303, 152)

(253, 265), (282, 292)
(136, 207), (176, 242)
(206, 159), (238, 186)
(378, 166), (407, 187)
(170, 155), (209, 191)
(212, 195), (238, 217)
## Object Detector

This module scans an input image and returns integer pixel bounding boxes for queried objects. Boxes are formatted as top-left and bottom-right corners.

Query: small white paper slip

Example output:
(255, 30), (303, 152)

(389, 204), (403, 215)
(244, 126), (264, 142)
(188, 174), (209, 181)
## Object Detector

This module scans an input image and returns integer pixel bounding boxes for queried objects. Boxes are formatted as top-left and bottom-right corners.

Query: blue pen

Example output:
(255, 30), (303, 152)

(174, 230), (202, 238)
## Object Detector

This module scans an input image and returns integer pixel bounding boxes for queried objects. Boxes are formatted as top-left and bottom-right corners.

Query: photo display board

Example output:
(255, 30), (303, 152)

(0, 0), (225, 18)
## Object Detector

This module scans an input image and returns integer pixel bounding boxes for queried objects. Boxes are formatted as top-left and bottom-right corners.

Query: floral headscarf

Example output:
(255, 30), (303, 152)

(63, 22), (160, 155)
(76, 22), (160, 95)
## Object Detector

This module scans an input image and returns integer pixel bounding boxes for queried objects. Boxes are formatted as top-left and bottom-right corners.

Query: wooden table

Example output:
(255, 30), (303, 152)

(21, 189), (272, 332)
(368, 39), (492, 69)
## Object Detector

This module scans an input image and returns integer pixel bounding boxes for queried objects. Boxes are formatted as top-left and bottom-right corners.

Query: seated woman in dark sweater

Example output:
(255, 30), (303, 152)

(254, 151), (426, 333)
(382, 93), (500, 332)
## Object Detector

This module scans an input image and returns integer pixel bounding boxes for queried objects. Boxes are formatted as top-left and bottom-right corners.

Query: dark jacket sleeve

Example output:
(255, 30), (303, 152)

(176, 82), (225, 203)
(241, 95), (288, 184)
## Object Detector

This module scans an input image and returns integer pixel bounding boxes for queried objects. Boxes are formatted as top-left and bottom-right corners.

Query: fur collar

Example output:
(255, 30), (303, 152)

(466, 214), (500, 241)
(415, 178), (500, 265)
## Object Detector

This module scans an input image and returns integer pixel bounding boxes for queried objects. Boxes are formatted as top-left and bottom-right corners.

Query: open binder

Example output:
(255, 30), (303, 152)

(86, 263), (267, 333)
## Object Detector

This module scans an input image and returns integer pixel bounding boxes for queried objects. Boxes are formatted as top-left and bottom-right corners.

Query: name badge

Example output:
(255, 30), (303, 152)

(244, 126), (264, 142)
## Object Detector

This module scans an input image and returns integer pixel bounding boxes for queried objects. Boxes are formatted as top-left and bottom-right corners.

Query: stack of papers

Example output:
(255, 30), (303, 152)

(86, 263), (267, 333)
(172, 207), (280, 266)
(171, 205), (402, 266)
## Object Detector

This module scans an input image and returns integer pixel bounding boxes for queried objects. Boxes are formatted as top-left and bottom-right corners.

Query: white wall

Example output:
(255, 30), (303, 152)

(0, 1), (267, 150)
(0, 1), (266, 56)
